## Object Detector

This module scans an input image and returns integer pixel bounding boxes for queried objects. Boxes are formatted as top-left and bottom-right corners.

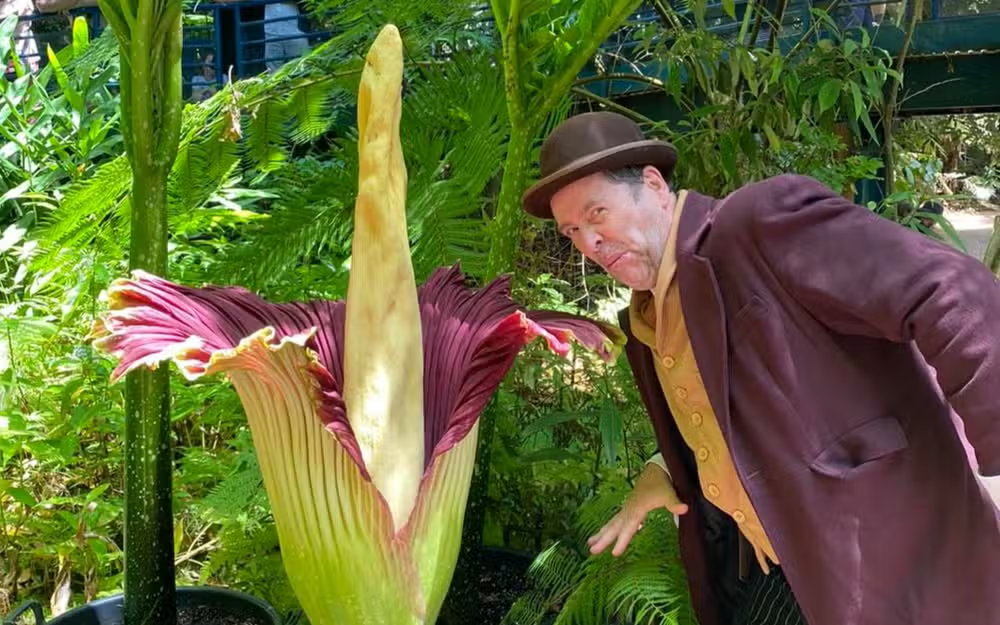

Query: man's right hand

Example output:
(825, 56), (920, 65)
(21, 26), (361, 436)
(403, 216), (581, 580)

(587, 461), (688, 557)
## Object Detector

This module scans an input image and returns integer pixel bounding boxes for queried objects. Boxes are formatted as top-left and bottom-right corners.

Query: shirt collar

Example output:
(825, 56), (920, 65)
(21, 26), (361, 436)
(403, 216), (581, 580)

(627, 190), (688, 346)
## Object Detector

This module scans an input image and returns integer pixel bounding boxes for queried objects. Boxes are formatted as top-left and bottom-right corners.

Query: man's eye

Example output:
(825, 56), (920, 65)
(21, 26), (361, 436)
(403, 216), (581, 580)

(564, 227), (578, 237)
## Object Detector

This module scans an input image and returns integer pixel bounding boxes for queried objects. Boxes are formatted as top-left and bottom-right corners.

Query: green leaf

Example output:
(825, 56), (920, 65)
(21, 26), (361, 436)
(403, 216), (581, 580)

(849, 81), (865, 120)
(687, 103), (729, 119)
(860, 110), (879, 143)
(7, 487), (37, 508)
(722, 0), (736, 19)
(247, 98), (289, 172)
(89, 538), (109, 556)
(785, 70), (800, 98)
(0, 15), (18, 62)
(58, 511), (79, 530)
(86, 483), (111, 503)
(519, 0), (551, 20)
(691, 0), (708, 29)
(72, 16), (90, 59)
(523, 410), (599, 438)
(288, 81), (339, 144)
(519, 448), (586, 464)
(762, 123), (781, 151)
(920, 212), (969, 253)
(818, 78), (842, 114)
(728, 50), (741, 91)
(598, 399), (622, 467)
(769, 57), (784, 86)
(0, 214), (30, 253)
(45, 45), (85, 113)
(719, 135), (737, 182)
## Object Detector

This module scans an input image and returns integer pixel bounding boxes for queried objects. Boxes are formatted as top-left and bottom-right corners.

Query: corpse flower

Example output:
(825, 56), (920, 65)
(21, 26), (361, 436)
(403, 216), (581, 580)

(90, 23), (623, 625)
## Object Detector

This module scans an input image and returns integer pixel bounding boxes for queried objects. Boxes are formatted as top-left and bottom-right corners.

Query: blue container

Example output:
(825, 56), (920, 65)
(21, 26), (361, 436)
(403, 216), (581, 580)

(4, 586), (283, 625)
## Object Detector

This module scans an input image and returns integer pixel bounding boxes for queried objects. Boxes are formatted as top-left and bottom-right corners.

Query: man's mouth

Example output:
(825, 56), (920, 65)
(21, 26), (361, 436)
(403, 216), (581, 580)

(605, 252), (626, 271)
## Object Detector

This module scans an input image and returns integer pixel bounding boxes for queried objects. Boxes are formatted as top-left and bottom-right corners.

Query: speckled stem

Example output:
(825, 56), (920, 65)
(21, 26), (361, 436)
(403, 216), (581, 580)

(118, 2), (184, 624)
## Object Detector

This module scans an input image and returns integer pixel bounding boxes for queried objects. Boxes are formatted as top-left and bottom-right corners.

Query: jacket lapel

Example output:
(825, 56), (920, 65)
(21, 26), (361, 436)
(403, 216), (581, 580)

(676, 191), (733, 439)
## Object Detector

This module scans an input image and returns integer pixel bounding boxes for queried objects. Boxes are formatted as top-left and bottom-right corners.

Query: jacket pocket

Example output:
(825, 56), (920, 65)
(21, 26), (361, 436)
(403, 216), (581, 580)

(809, 416), (908, 479)
(729, 295), (769, 337)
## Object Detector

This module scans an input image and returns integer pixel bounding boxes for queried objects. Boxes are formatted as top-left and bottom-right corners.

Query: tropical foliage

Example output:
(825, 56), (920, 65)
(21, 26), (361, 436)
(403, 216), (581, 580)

(2, 0), (996, 623)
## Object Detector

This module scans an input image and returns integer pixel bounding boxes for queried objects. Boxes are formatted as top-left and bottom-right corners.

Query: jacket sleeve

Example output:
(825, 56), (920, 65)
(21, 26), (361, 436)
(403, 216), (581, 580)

(741, 174), (1000, 475)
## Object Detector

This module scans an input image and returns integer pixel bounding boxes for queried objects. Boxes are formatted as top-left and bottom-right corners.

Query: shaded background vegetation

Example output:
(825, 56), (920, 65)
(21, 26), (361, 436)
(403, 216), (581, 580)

(2, 0), (999, 622)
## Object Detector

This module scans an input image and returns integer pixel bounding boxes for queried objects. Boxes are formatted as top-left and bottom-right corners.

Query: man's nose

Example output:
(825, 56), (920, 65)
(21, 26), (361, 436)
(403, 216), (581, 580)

(578, 230), (602, 257)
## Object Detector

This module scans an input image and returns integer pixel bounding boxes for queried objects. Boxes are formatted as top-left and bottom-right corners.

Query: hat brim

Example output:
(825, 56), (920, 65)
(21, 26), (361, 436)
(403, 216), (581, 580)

(521, 140), (678, 220)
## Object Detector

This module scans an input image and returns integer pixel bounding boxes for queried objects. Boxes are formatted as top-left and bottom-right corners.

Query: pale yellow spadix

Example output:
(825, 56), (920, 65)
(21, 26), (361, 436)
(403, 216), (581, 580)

(343, 23), (425, 532)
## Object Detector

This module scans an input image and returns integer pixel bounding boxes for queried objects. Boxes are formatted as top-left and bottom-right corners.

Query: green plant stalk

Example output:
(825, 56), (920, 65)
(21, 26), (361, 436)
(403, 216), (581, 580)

(484, 0), (644, 278)
(475, 9), (649, 608)
(766, 0), (788, 51)
(881, 0), (921, 198)
(984, 216), (1000, 276)
(484, 0), (526, 280)
(123, 367), (174, 625)
(485, 128), (533, 279)
(107, 0), (185, 622)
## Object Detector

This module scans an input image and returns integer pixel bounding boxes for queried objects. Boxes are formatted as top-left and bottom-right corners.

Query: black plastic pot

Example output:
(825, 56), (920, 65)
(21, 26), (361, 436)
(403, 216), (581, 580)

(4, 586), (283, 625)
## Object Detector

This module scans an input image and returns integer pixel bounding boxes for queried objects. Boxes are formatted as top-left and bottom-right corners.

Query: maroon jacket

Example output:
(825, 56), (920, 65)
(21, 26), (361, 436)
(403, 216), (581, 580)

(618, 174), (1000, 625)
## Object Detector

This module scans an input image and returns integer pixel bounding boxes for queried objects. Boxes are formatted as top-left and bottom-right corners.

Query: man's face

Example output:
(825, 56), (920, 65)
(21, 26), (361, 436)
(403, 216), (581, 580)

(550, 166), (674, 291)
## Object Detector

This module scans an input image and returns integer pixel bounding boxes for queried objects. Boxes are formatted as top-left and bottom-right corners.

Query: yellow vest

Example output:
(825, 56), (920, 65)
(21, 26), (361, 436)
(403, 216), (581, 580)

(629, 191), (778, 573)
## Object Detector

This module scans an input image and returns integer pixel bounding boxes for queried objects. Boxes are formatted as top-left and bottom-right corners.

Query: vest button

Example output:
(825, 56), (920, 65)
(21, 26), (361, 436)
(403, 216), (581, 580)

(733, 510), (747, 524)
(707, 483), (720, 498)
(663, 355), (676, 368)
(691, 412), (704, 425)
(697, 447), (710, 461)
(676, 386), (688, 399)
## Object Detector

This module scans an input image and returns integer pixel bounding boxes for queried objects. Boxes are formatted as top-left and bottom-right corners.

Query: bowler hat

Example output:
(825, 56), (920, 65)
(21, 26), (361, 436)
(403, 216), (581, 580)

(521, 111), (678, 219)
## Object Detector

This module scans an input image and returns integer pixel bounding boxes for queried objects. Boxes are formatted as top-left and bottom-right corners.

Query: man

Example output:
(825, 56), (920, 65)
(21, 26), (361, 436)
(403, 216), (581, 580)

(520, 111), (1000, 625)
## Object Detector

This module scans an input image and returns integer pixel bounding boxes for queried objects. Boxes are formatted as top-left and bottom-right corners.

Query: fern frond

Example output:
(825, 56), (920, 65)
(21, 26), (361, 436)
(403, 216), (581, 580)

(30, 156), (132, 274)
(169, 116), (243, 221)
(287, 80), (343, 144)
(246, 97), (290, 172)
(503, 484), (693, 625)
(607, 560), (692, 625)
(207, 153), (357, 293)
(197, 460), (267, 527)
(199, 522), (280, 583)
(401, 50), (509, 281)
(64, 27), (120, 79)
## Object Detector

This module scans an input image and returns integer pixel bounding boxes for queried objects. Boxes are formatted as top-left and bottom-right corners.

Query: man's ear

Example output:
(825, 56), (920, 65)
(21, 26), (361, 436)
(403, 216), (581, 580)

(642, 165), (671, 200)
(642, 165), (666, 189)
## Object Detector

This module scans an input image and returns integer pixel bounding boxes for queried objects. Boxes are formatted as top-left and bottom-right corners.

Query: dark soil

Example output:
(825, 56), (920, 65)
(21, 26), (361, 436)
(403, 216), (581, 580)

(438, 547), (534, 625)
(175, 605), (270, 625)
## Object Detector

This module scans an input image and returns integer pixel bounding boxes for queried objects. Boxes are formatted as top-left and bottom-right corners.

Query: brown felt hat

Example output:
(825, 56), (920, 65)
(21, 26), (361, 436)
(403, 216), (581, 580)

(521, 111), (678, 220)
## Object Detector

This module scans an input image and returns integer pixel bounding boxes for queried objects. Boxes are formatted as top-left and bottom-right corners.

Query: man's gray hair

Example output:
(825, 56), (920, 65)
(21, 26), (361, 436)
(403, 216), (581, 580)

(603, 165), (647, 201)
(602, 165), (646, 185)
